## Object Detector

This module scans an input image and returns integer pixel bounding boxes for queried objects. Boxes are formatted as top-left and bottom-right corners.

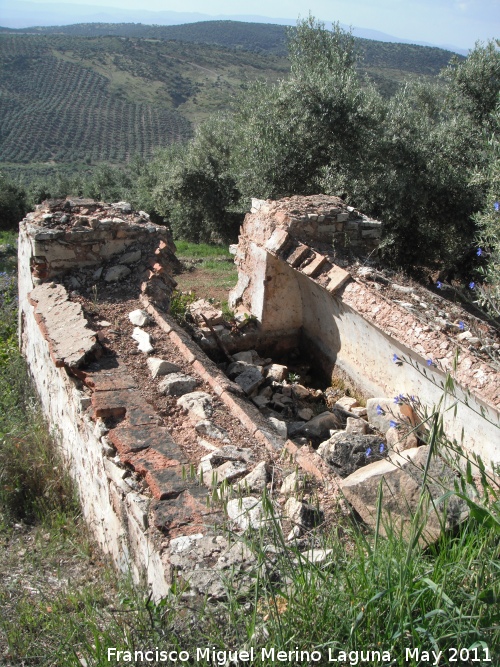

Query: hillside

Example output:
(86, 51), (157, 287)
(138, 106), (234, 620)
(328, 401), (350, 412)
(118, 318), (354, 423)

(0, 22), (462, 172)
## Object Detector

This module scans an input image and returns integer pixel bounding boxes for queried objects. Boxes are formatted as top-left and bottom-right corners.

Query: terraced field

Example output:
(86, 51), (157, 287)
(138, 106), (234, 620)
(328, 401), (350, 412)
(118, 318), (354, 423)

(0, 26), (458, 171)
(0, 36), (192, 164)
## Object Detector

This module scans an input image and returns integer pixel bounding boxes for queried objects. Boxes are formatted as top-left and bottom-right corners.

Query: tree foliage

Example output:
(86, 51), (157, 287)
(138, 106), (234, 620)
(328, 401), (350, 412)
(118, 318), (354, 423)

(0, 175), (27, 230)
(151, 19), (499, 276)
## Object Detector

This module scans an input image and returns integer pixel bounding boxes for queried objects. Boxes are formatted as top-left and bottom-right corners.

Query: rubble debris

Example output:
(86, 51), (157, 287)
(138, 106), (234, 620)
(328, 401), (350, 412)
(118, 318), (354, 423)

(189, 298), (224, 326)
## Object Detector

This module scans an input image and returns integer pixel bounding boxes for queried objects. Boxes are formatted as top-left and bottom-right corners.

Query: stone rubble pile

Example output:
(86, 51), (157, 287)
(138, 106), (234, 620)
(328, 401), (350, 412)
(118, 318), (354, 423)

(356, 266), (500, 363)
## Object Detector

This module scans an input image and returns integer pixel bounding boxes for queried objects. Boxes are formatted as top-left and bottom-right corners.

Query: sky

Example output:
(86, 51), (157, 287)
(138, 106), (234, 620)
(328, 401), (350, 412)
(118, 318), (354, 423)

(3, 0), (500, 50)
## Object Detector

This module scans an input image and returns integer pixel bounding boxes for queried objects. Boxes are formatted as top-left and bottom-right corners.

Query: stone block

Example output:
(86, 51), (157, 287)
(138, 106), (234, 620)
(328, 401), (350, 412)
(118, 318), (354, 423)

(29, 282), (97, 367)
(301, 253), (328, 277)
(120, 250), (141, 264)
(189, 298), (224, 326)
(146, 466), (196, 500)
(341, 446), (469, 543)
(265, 228), (290, 255)
(235, 366), (263, 395)
(326, 265), (351, 293)
(361, 228), (382, 239)
(286, 244), (311, 268)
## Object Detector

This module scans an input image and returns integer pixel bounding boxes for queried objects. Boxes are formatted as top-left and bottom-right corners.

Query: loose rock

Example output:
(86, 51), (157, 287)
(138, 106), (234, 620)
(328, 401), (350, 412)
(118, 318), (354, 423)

(233, 461), (269, 493)
(195, 420), (231, 443)
(318, 433), (386, 478)
(266, 363), (288, 382)
(128, 309), (150, 326)
(280, 471), (305, 495)
(341, 446), (470, 543)
(235, 365), (263, 395)
(147, 357), (181, 378)
(131, 327), (154, 354)
(158, 373), (198, 396)
(104, 265), (131, 282)
(226, 497), (268, 531)
(295, 410), (347, 444)
(284, 497), (323, 529)
(335, 396), (359, 411)
(366, 397), (416, 434)
(177, 392), (213, 420)
(203, 460), (248, 487)
(345, 416), (368, 435)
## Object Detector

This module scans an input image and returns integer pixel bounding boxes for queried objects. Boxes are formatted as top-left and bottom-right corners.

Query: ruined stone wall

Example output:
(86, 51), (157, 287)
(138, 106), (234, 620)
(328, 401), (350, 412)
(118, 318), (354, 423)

(22, 197), (178, 310)
(17, 198), (290, 600)
(230, 195), (500, 467)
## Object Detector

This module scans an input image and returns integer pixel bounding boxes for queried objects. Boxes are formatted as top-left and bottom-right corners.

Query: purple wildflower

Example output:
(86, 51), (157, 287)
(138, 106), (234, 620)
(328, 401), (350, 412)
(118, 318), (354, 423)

(458, 321), (465, 331)
(477, 248), (483, 256)
(366, 447), (372, 458)
(379, 443), (385, 454)
(469, 282), (475, 290)
(494, 201), (499, 212)
(390, 420), (398, 428)
(427, 359), (433, 367)
(436, 281), (442, 289)
(376, 405), (384, 416)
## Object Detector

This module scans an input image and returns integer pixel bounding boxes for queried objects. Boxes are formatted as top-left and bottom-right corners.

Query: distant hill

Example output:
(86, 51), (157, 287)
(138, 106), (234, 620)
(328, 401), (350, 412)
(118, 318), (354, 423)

(0, 20), (463, 68)
(0, 22), (463, 170)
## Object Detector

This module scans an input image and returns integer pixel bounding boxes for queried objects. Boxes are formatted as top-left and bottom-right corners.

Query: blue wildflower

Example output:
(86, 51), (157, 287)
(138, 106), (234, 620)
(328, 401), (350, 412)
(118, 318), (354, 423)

(494, 201), (499, 211)
(427, 359), (433, 367)
(366, 447), (372, 458)
(436, 281), (442, 289)
(477, 248), (483, 256)
(379, 443), (385, 454)
(469, 282), (475, 290)
(390, 420), (398, 428)
(458, 320), (465, 331)
(376, 405), (384, 415)
(392, 353), (400, 363)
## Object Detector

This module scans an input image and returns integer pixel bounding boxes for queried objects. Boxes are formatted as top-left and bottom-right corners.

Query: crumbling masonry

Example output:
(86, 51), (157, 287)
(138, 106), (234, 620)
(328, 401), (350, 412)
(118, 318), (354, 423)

(18, 195), (500, 600)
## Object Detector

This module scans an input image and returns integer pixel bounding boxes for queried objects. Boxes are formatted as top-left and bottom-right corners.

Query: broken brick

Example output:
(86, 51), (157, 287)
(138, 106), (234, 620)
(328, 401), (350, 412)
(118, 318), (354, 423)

(146, 465), (198, 500)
